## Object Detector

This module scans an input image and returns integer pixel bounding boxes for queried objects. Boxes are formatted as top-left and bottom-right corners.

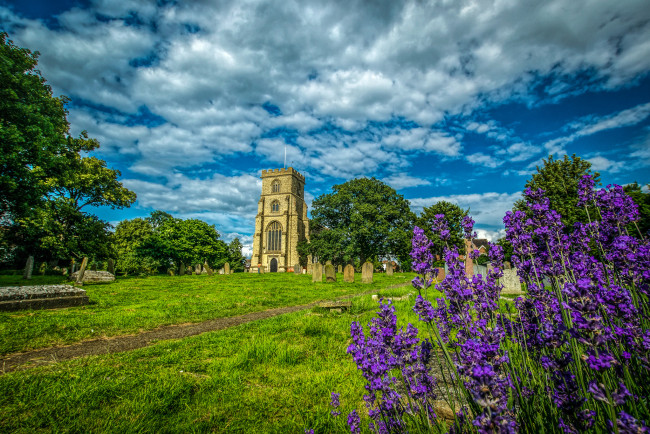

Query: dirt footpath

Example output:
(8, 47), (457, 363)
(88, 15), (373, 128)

(1, 283), (411, 374)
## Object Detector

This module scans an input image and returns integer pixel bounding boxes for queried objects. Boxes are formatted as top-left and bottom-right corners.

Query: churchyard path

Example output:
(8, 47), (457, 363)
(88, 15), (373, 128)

(0, 283), (410, 374)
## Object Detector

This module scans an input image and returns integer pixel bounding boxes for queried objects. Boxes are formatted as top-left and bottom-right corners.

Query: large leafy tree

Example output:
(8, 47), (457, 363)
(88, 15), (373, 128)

(0, 33), (135, 264)
(113, 218), (159, 275)
(416, 201), (469, 259)
(514, 154), (600, 228)
(306, 178), (415, 267)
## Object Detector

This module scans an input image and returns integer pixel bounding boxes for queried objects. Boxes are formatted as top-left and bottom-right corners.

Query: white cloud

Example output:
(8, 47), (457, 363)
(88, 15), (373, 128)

(383, 174), (431, 190)
(466, 153), (504, 169)
(410, 192), (521, 229)
(587, 156), (626, 173)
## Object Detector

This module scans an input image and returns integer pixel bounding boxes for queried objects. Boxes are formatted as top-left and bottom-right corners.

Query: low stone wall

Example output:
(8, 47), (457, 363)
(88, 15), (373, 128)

(0, 285), (89, 311)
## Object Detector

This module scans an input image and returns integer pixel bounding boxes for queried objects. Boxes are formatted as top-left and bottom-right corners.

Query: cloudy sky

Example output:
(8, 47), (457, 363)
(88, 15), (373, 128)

(2, 0), (650, 256)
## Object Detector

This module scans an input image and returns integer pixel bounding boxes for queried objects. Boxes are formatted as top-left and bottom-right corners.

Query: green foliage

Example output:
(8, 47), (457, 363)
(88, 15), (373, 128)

(227, 237), (246, 272)
(0, 34), (135, 264)
(495, 237), (514, 263)
(113, 218), (159, 275)
(416, 201), (469, 257)
(623, 182), (650, 237)
(306, 178), (415, 267)
(514, 154), (600, 228)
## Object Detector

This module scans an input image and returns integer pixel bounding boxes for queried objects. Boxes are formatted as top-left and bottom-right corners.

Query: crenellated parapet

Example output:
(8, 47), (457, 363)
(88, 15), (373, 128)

(261, 167), (305, 182)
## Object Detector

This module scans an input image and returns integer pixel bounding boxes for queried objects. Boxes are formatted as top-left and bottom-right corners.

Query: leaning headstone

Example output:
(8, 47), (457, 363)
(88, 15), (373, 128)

(312, 263), (322, 283)
(224, 262), (230, 275)
(362, 261), (373, 284)
(76, 257), (89, 285)
(344, 264), (355, 283)
(23, 256), (34, 280)
(205, 262), (213, 276)
(107, 258), (115, 275)
(325, 264), (336, 282)
(69, 270), (115, 283)
(501, 268), (523, 295)
(386, 261), (394, 276)
(294, 264), (301, 275)
(337, 265), (342, 273)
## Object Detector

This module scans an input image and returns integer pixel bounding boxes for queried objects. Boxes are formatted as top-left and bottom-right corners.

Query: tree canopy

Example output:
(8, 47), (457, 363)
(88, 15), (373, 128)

(305, 177), (415, 267)
(623, 182), (650, 238)
(416, 201), (469, 259)
(515, 154), (600, 228)
(0, 33), (135, 265)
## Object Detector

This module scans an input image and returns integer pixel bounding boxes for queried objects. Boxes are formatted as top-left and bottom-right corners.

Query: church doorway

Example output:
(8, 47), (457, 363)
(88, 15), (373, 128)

(270, 258), (278, 272)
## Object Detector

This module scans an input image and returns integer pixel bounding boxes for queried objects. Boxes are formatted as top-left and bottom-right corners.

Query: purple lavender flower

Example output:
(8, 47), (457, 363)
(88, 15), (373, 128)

(330, 392), (341, 417)
(347, 410), (361, 434)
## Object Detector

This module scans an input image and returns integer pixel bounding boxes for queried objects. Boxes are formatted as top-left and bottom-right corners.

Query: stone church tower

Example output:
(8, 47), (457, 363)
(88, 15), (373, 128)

(251, 168), (309, 272)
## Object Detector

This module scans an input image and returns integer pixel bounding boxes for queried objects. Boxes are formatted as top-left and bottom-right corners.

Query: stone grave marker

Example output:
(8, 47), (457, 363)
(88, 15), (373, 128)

(324, 264), (336, 282)
(195, 264), (202, 275)
(294, 264), (301, 274)
(204, 262), (213, 276)
(69, 270), (115, 283)
(168, 268), (175, 276)
(107, 258), (115, 275)
(307, 263), (313, 274)
(362, 261), (373, 284)
(23, 256), (34, 280)
(179, 262), (185, 276)
(187, 265), (193, 275)
(224, 262), (230, 274)
(344, 264), (355, 283)
(76, 257), (89, 285)
(501, 268), (523, 295)
(337, 265), (342, 273)
(312, 263), (322, 283)
(386, 261), (394, 276)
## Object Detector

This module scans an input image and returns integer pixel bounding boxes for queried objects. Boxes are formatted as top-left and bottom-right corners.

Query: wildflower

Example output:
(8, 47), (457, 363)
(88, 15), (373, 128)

(347, 410), (361, 434)
(330, 392), (341, 417)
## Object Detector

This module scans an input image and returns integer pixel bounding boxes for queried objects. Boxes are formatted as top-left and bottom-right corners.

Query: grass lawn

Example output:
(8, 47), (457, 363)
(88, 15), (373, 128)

(0, 272), (415, 355)
(0, 275), (438, 433)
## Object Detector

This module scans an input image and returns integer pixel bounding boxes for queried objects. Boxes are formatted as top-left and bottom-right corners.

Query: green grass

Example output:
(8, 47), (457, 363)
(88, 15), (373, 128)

(0, 282), (434, 433)
(0, 273), (414, 355)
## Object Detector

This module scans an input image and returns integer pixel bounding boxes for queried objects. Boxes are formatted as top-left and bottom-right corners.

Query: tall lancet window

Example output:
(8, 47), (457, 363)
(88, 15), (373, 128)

(271, 200), (280, 212)
(272, 180), (281, 193)
(267, 221), (282, 251)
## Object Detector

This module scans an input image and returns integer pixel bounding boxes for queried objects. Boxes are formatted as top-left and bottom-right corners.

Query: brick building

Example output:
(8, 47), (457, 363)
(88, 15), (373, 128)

(251, 168), (309, 272)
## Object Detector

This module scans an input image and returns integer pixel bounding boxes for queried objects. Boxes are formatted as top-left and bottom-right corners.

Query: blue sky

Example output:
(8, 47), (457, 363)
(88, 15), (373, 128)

(2, 0), (650, 256)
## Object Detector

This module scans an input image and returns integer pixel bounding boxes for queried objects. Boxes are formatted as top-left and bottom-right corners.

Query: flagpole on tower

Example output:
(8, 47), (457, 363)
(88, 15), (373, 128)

(284, 145), (287, 169)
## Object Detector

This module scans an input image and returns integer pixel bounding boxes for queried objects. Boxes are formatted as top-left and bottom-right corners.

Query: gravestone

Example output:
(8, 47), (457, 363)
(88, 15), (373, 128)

(187, 266), (193, 275)
(324, 264), (336, 282)
(195, 264), (202, 275)
(337, 265), (342, 273)
(219, 268), (224, 275)
(76, 257), (89, 285)
(344, 264), (355, 283)
(307, 263), (313, 274)
(325, 260), (332, 266)
(204, 262), (213, 276)
(361, 261), (373, 284)
(386, 261), (394, 276)
(168, 268), (175, 276)
(294, 264), (301, 275)
(501, 268), (523, 295)
(179, 262), (185, 276)
(312, 263), (322, 283)
(70, 270), (115, 283)
(224, 262), (230, 275)
(23, 256), (34, 280)
(107, 258), (115, 275)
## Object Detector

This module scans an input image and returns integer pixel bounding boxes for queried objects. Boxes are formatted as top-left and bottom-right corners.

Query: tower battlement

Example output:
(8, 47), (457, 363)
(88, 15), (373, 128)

(261, 167), (305, 182)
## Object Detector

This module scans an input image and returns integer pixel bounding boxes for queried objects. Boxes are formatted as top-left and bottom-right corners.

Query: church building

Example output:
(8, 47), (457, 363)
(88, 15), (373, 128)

(251, 168), (309, 272)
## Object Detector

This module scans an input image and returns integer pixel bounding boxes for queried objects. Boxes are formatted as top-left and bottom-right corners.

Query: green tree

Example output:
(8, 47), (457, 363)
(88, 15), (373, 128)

(0, 34), (135, 265)
(227, 237), (246, 272)
(515, 154), (600, 228)
(306, 178), (415, 267)
(623, 182), (650, 237)
(416, 201), (469, 259)
(146, 217), (228, 270)
(113, 218), (159, 275)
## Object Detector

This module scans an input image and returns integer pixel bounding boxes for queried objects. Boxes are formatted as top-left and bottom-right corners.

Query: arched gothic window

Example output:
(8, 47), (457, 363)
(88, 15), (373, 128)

(272, 180), (281, 193)
(271, 200), (280, 212)
(267, 221), (282, 251)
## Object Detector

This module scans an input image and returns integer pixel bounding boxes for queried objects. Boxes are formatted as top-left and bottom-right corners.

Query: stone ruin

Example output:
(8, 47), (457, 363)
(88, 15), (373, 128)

(0, 285), (89, 311)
